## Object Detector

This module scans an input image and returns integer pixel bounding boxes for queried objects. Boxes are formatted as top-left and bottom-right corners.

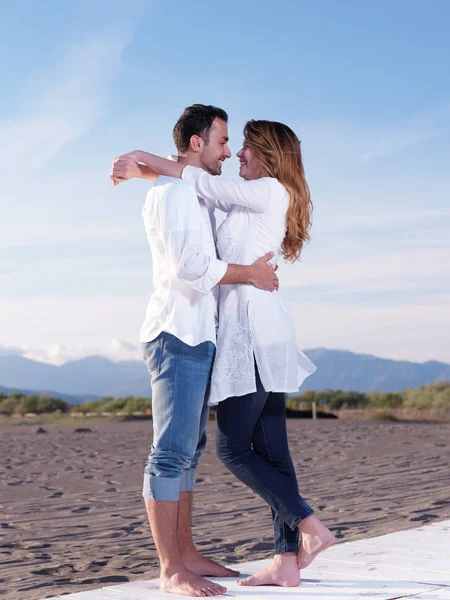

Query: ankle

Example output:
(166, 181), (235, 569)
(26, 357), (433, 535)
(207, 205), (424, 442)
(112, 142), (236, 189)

(273, 553), (297, 565)
(160, 562), (186, 577)
(298, 514), (323, 535)
(179, 544), (200, 559)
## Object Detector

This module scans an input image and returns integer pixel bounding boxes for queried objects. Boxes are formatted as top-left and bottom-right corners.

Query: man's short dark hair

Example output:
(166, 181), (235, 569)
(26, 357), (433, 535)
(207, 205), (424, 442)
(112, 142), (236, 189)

(173, 104), (228, 152)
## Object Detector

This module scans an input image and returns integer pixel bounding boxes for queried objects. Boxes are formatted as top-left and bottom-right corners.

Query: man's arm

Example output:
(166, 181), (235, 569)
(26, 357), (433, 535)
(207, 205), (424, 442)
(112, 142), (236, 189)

(220, 255), (278, 290)
(159, 185), (278, 293)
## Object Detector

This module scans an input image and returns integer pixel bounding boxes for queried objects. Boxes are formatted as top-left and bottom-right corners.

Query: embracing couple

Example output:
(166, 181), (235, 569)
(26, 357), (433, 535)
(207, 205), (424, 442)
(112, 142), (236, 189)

(110, 104), (334, 597)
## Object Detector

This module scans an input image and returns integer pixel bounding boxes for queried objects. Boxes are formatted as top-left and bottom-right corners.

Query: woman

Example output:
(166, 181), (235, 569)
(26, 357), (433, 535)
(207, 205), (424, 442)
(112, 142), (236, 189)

(112, 120), (334, 587)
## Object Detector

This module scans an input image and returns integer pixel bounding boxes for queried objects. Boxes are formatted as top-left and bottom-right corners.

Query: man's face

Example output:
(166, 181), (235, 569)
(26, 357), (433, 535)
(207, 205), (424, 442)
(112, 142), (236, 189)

(199, 118), (231, 175)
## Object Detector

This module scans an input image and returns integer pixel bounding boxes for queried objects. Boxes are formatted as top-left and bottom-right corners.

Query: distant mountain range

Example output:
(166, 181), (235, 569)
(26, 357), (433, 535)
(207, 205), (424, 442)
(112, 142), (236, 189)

(0, 349), (449, 402)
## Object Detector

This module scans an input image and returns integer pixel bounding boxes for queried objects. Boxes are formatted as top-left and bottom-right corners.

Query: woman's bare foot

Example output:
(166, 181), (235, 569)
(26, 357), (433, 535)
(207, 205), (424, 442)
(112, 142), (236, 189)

(182, 550), (239, 578)
(160, 566), (227, 597)
(237, 554), (300, 587)
(297, 514), (335, 570)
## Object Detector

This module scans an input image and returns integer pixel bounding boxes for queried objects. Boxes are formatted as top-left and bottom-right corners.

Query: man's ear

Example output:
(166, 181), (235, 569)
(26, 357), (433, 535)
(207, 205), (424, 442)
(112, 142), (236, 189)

(189, 135), (204, 153)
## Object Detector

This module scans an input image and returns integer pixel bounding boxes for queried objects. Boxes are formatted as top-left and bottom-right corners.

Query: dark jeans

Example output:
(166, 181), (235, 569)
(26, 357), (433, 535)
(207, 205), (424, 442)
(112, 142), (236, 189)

(216, 367), (314, 554)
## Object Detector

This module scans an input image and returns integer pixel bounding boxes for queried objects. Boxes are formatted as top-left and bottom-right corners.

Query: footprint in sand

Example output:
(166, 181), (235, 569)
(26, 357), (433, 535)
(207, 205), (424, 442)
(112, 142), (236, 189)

(79, 575), (129, 585)
(330, 525), (349, 538)
(74, 559), (107, 572)
(410, 513), (438, 523)
(32, 565), (75, 576)
(47, 491), (64, 498)
(72, 506), (91, 513)
(22, 542), (50, 549)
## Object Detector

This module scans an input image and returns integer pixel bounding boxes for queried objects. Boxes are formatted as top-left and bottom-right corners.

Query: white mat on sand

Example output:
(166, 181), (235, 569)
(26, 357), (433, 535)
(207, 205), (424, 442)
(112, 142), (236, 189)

(45, 519), (450, 599)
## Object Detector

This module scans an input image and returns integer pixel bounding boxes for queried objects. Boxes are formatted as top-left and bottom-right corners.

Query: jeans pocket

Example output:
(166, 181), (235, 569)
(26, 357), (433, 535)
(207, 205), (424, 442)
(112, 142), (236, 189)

(142, 333), (165, 376)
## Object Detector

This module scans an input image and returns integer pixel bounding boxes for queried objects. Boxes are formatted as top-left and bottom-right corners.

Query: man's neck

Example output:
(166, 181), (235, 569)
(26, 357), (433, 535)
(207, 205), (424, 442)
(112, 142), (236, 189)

(176, 154), (205, 171)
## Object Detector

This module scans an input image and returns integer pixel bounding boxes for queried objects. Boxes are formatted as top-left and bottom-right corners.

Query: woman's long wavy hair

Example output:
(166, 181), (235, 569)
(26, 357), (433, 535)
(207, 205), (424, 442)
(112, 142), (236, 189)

(244, 120), (312, 262)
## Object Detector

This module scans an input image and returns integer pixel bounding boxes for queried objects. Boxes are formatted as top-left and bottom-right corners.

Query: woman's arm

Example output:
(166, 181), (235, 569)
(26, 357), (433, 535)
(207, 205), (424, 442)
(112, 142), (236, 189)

(110, 155), (159, 185)
(111, 151), (183, 183)
(111, 152), (272, 214)
(182, 166), (271, 213)
(110, 151), (179, 185)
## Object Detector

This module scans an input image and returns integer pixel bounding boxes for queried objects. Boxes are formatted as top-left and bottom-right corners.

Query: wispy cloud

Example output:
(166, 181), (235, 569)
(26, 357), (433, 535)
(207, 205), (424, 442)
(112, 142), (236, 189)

(0, 221), (144, 249)
(278, 247), (450, 292)
(0, 296), (148, 351)
(0, 339), (142, 365)
(2, 297), (449, 365)
(0, 25), (133, 182)
(362, 104), (450, 162)
(300, 102), (450, 169)
(316, 208), (450, 234)
(290, 301), (450, 364)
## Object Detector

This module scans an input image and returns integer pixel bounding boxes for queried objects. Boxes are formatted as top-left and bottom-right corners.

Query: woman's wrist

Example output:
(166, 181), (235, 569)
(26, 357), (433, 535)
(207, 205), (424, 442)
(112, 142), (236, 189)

(134, 150), (147, 163)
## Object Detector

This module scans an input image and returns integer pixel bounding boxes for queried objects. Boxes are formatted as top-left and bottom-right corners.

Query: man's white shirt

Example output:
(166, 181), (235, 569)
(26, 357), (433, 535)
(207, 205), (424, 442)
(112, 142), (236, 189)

(139, 175), (227, 346)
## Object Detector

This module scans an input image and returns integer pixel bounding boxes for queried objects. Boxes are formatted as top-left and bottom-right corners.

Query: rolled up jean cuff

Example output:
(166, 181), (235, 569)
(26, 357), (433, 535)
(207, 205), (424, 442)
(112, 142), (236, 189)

(291, 507), (315, 530)
(142, 473), (181, 501)
(179, 468), (196, 493)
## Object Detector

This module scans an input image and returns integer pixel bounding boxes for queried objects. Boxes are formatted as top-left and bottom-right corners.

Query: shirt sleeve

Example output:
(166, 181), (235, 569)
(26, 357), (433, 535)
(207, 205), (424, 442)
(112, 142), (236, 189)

(182, 166), (272, 213)
(158, 183), (228, 294)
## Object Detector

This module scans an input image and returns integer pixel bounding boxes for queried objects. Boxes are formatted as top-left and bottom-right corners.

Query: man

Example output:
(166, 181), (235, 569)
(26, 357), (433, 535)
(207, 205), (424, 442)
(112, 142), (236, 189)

(111, 105), (278, 597)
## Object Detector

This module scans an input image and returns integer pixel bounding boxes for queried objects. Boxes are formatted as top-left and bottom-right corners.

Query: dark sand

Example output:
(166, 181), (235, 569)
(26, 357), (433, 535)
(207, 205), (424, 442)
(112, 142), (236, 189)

(1, 419), (449, 600)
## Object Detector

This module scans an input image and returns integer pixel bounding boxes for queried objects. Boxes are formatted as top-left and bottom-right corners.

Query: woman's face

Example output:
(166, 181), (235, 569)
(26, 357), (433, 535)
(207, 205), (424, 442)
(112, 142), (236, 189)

(237, 139), (263, 180)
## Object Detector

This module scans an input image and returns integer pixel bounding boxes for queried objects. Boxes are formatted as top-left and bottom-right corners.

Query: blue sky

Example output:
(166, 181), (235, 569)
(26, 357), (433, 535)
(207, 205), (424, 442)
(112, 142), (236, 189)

(1, 0), (449, 365)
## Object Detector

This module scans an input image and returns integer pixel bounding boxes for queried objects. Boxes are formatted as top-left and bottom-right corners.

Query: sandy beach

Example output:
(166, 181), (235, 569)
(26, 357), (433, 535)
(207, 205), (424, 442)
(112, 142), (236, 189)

(1, 418), (449, 600)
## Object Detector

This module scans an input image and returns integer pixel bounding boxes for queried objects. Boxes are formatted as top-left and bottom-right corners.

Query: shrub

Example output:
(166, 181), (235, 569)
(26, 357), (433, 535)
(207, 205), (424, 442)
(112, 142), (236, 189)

(0, 397), (19, 415)
(124, 397), (151, 413)
(101, 397), (127, 412)
(36, 395), (69, 414)
(403, 381), (450, 410)
(367, 391), (403, 409)
(16, 395), (39, 415)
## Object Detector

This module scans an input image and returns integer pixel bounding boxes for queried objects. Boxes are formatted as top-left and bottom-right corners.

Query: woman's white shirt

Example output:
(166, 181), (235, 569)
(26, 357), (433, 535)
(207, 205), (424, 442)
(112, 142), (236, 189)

(182, 166), (316, 405)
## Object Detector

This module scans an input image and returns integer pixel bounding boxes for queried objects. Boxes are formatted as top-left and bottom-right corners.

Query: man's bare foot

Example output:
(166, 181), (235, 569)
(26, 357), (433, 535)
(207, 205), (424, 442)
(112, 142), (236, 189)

(238, 554), (300, 587)
(160, 566), (227, 597)
(183, 551), (239, 578)
(297, 514), (335, 570)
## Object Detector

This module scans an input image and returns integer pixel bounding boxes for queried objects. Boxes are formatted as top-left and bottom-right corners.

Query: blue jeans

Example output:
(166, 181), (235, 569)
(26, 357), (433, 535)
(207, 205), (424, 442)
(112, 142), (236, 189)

(142, 332), (215, 501)
(216, 367), (314, 554)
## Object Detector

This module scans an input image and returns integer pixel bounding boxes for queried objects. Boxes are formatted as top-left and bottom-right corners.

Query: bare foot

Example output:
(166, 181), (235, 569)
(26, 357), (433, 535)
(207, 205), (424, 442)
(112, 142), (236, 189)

(238, 554), (300, 587)
(160, 566), (227, 597)
(297, 514), (335, 570)
(183, 552), (239, 578)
